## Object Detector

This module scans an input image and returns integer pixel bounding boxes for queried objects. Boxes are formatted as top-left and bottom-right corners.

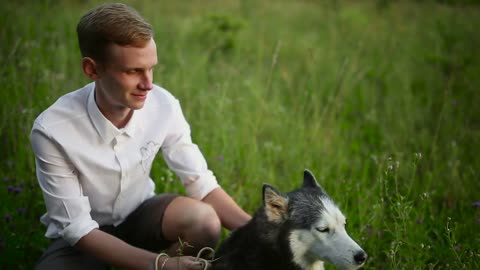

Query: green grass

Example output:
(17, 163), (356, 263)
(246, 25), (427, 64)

(1, 0), (479, 269)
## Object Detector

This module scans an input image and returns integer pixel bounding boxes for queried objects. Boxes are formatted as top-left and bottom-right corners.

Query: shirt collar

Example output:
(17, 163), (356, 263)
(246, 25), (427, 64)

(87, 84), (139, 144)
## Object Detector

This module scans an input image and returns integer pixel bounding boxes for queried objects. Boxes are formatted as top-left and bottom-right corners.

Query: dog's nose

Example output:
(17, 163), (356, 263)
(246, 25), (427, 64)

(354, 251), (368, 265)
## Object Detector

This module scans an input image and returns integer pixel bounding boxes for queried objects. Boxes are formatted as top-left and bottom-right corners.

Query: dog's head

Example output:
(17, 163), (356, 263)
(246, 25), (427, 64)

(262, 170), (367, 270)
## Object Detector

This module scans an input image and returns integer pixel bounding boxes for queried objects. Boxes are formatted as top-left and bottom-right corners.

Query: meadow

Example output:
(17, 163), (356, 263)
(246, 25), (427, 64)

(1, 0), (479, 269)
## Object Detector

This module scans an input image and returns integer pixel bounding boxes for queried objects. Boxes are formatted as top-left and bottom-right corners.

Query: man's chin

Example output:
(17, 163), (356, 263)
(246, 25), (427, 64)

(129, 99), (147, 110)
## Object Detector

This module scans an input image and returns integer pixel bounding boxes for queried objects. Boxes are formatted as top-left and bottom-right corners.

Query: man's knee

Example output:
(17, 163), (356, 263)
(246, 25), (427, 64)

(163, 197), (221, 243)
(198, 204), (222, 238)
(191, 203), (221, 239)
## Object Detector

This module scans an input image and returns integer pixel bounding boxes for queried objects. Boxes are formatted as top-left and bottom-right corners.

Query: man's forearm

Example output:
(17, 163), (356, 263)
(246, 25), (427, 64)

(202, 187), (251, 230)
(75, 229), (158, 270)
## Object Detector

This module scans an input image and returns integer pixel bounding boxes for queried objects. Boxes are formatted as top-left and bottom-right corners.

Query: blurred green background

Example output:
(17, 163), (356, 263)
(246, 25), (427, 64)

(1, 0), (479, 269)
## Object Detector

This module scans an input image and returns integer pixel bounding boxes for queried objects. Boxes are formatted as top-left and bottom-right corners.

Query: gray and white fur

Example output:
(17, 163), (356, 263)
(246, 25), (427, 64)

(212, 169), (367, 270)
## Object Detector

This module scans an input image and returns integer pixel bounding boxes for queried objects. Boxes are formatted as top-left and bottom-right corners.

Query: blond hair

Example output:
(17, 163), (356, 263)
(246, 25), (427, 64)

(77, 3), (153, 62)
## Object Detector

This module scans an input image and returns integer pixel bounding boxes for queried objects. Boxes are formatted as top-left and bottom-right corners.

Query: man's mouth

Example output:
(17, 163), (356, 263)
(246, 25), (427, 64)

(132, 93), (147, 100)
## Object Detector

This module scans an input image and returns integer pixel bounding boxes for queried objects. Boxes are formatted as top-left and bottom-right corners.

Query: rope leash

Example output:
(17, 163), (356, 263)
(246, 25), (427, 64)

(155, 246), (218, 270)
(194, 247), (217, 270)
(154, 253), (169, 270)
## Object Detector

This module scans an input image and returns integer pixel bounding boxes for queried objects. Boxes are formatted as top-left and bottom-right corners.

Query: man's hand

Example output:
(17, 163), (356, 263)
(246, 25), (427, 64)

(158, 256), (211, 270)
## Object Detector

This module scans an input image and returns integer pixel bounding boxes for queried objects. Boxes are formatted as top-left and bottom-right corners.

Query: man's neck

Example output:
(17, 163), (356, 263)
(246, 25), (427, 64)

(94, 88), (133, 129)
(104, 109), (133, 129)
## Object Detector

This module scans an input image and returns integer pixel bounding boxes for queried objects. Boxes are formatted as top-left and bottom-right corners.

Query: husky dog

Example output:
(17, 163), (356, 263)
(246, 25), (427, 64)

(212, 170), (367, 270)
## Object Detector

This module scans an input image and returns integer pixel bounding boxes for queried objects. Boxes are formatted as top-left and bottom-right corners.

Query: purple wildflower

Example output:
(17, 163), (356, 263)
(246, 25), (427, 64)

(217, 155), (224, 161)
(472, 201), (480, 208)
(7, 185), (15, 192)
(4, 214), (12, 221)
(14, 187), (23, 194)
(17, 207), (26, 214)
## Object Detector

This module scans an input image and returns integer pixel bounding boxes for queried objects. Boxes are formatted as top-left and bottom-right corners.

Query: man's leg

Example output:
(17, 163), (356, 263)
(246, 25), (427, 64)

(35, 193), (215, 269)
(35, 237), (107, 270)
(115, 193), (220, 256)
(162, 196), (221, 256)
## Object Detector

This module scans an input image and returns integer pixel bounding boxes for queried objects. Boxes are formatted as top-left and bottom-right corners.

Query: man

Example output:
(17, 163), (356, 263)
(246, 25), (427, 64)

(32, 3), (250, 270)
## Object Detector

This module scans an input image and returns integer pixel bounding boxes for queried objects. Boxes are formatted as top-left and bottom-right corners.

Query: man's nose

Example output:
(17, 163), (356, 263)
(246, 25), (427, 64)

(138, 70), (153, 90)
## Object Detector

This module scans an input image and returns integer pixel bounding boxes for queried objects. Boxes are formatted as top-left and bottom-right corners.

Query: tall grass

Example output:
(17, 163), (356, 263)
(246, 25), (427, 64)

(1, 0), (479, 269)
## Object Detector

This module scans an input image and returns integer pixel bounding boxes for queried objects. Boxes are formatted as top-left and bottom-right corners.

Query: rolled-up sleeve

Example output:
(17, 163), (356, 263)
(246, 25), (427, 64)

(161, 100), (220, 200)
(31, 123), (98, 246)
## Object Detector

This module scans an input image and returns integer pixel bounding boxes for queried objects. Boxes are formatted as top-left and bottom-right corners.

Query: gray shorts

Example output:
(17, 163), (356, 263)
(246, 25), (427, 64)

(35, 193), (178, 270)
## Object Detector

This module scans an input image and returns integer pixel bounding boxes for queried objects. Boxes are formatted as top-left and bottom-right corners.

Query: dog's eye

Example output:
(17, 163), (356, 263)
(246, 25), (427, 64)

(316, 227), (329, 233)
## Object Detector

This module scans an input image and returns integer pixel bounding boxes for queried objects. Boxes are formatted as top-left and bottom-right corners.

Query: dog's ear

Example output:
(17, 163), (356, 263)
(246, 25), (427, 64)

(303, 169), (327, 193)
(303, 169), (319, 188)
(263, 184), (289, 223)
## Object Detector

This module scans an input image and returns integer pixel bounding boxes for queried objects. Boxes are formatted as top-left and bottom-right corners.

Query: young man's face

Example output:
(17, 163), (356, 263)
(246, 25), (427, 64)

(95, 38), (158, 116)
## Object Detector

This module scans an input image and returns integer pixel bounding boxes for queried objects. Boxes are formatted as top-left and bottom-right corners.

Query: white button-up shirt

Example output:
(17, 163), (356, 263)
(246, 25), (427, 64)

(31, 82), (219, 245)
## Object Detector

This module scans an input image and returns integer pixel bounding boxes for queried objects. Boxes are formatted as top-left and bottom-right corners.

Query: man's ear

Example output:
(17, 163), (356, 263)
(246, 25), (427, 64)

(81, 57), (100, 80)
(263, 184), (289, 223)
